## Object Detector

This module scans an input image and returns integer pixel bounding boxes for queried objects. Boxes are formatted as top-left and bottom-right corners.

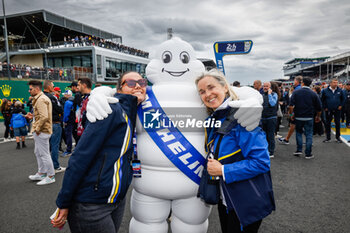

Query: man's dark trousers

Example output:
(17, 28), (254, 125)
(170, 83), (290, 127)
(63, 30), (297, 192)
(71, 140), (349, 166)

(325, 110), (341, 140)
(261, 118), (276, 155)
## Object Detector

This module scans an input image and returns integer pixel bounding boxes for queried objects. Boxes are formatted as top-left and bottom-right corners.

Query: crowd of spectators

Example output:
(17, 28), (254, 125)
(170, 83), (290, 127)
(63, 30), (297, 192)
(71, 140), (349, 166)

(62, 35), (149, 58)
(1, 78), (93, 184)
(0, 62), (74, 81)
(253, 77), (350, 160)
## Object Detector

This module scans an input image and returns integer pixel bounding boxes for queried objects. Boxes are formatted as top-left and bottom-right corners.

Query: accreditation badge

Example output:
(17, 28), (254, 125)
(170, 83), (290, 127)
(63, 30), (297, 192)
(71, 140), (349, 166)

(132, 160), (141, 178)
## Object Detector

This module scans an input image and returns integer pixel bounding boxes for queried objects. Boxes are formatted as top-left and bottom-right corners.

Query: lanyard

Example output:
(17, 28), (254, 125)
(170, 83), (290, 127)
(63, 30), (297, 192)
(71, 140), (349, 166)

(132, 128), (138, 160)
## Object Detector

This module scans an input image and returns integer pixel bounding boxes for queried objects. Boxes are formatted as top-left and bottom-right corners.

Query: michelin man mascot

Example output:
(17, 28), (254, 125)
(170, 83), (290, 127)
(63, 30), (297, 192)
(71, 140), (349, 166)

(87, 37), (263, 233)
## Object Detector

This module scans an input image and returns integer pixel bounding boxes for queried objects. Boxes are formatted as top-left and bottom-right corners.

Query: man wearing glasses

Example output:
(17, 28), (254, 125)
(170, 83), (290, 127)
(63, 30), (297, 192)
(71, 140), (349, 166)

(53, 72), (147, 233)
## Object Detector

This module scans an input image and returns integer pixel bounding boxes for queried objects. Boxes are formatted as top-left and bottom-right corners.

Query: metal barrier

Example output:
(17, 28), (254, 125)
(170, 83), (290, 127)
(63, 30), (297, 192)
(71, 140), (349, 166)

(0, 67), (94, 81)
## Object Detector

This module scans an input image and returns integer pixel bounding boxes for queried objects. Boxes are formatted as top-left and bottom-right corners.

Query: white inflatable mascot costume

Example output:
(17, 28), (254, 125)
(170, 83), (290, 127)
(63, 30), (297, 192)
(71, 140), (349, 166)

(86, 37), (263, 233)
(130, 37), (211, 233)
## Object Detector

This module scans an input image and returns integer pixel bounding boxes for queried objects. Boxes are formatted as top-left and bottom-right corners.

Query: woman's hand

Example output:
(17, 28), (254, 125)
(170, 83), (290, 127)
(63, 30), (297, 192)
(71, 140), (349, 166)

(51, 208), (69, 229)
(207, 159), (223, 176)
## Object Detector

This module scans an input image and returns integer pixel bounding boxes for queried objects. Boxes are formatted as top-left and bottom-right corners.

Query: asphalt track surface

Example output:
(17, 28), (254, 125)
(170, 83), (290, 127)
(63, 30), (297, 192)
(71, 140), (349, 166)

(0, 121), (349, 233)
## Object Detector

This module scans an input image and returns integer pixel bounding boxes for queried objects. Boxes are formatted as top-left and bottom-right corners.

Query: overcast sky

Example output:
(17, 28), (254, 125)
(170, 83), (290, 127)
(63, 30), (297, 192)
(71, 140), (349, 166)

(5, 0), (350, 85)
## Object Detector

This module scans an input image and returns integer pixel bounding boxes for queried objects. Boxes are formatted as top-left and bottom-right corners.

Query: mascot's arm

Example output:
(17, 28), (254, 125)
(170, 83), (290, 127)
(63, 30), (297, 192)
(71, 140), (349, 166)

(229, 86), (263, 131)
(86, 86), (118, 123)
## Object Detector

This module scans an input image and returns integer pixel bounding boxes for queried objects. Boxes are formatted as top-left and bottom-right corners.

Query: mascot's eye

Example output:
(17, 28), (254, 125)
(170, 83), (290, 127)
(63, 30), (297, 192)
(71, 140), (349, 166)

(180, 51), (190, 64)
(162, 51), (172, 63)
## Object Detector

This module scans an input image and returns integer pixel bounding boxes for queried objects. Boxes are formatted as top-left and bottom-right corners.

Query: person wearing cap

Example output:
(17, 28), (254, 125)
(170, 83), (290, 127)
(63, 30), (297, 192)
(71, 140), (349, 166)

(68, 81), (82, 144)
(54, 87), (61, 99)
(62, 90), (75, 157)
(344, 82), (350, 130)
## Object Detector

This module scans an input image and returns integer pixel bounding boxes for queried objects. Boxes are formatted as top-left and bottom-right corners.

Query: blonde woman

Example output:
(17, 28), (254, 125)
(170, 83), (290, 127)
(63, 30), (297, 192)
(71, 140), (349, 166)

(196, 69), (275, 233)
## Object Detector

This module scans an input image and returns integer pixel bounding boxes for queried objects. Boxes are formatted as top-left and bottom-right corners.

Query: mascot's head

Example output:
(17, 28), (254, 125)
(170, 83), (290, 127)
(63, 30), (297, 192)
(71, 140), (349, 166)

(146, 37), (205, 84)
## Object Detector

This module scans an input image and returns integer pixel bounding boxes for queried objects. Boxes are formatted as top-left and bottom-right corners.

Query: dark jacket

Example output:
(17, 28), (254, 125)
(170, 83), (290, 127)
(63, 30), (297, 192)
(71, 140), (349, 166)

(205, 107), (275, 227)
(73, 92), (82, 112)
(344, 89), (350, 108)
(44, 91), (63, 122)
(56, 93), (138, 209)
(290, 87), (322, 118)
(321, 87), (345, 111)
(1, 107), (12, 123)
(261, 92), (278, 118)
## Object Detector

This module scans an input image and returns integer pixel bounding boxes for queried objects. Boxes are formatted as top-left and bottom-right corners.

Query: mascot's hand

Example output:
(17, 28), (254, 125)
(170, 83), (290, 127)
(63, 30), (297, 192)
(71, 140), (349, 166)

(87, 86), (118, 123)
(229, 86), (263, 131)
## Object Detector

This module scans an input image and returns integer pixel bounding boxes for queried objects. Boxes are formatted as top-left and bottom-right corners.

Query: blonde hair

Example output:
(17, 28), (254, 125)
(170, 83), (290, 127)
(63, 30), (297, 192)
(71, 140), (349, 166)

(195, 69), (238, 114)
(15, 101), (22, 107)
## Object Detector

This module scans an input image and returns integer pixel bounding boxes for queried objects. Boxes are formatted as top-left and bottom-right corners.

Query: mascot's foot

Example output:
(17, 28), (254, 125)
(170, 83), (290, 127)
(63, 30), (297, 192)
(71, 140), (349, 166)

(129, 217), (168, 233)
(171, 215), (208, 233)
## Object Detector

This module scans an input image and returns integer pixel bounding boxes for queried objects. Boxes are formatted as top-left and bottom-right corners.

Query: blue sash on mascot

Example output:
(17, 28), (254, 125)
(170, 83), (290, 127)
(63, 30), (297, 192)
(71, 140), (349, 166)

(137, 86), (205, 185)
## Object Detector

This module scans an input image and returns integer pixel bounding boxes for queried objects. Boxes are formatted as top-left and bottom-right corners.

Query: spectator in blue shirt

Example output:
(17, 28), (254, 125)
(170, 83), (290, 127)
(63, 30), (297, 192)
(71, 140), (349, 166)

(294, 76), (302, 91)
(261, 82), (278, 158)
(290, 77), (322, 159)
(321, 78), (345, 143)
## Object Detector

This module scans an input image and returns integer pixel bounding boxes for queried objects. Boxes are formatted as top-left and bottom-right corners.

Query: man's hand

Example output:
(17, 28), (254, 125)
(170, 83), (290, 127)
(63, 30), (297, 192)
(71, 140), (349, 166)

(229, 86), (263, 131)
(268, 88), (272, 95)
(290, 114), (295, 121)
(25, 112), (33, 120)
(207, 159), (223, 176)
(315, 116), (321, 123)
(86, 86), (118, 123)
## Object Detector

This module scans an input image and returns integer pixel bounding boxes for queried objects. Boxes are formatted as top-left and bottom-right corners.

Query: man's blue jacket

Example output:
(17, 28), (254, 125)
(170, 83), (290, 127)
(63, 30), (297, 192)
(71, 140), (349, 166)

(56, 93), (138, 209)
(321, 87), (345, 111)
(205, 107), (275, 227)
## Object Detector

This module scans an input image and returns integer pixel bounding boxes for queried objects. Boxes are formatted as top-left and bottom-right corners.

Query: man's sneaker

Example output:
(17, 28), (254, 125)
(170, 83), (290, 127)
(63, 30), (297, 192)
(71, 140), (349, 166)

(275, 134), (283, 139)
(278, 138), (289, 145)
(29, 173), (46, 181)
(36, 176), (55, 185)
(335, 138), (342, 143)
(269, 154), (274, 158)
(55, 167), (66, 173)
(305, 154), (314, 159)
(293, 151), (303, 156)
(323, 139), (331, 143)
(60, 151), (72, 157)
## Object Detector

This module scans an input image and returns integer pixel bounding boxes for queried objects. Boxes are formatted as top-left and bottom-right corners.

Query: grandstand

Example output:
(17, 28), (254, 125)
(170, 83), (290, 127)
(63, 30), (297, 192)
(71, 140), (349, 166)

(283, 52), (350, 83)
(0, 9), (149, 82)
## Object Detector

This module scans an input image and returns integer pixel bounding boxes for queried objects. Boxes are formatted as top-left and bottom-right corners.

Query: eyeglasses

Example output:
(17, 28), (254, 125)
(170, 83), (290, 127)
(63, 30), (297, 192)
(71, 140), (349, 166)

(122, 79), (147, 88)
